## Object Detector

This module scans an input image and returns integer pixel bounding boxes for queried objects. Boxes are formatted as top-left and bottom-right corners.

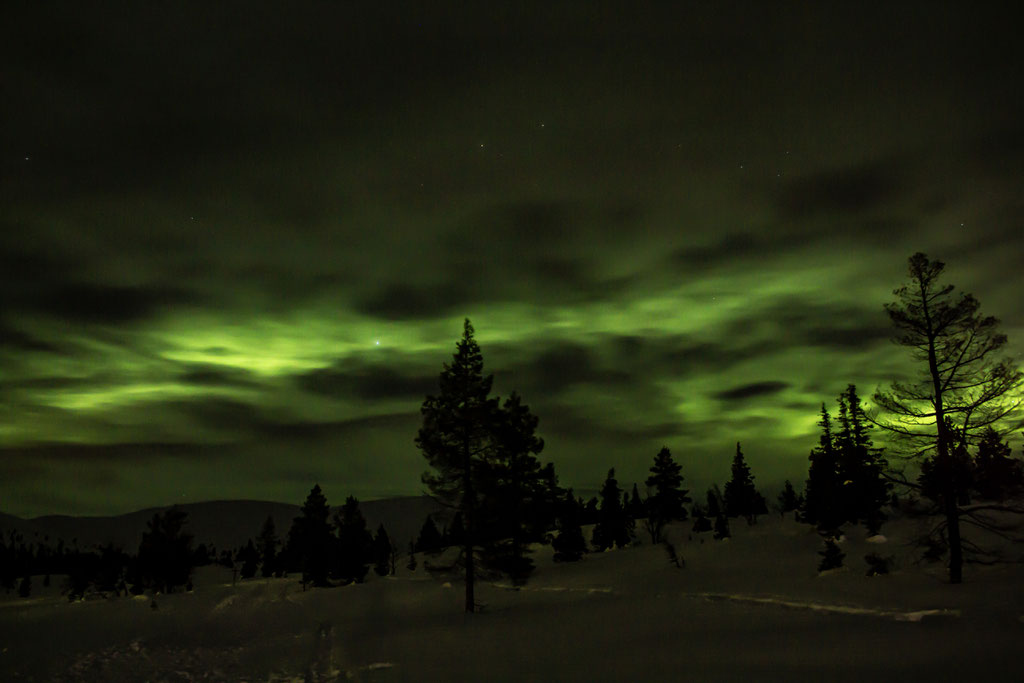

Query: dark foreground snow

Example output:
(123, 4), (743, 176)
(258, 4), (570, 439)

(2, 514), (1022, 682)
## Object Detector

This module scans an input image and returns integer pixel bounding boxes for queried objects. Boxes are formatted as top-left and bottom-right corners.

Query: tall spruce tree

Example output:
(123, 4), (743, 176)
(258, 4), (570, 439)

(238, 540), (259, 579)
(973, 428), (1024, 501)
(777, 480), (801, 519)
(873, 253), (1023, 583)
(334, 495), (373, 584)
(257, 515), (279, 578)
(645, 446), (691, 522)
(723, 443), (759, 523)
(552, 488), (587, 562)
(417, 319), (499, 611)
(834, 385), (890, 533)
(591, 468), (632, 550)
(287, 484), (332, 587)
(802, 405), (844, 531)
(415, 515), (443, 554)
(136, 507), (194, 594)
(479, 391), (549, 586)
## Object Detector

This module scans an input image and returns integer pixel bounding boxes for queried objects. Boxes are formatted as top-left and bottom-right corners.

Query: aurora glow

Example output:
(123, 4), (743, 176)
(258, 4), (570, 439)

(2, 3), (1021, 516)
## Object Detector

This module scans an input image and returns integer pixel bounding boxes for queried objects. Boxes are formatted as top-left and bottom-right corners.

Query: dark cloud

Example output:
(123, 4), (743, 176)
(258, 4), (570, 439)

(296, 357), (437, 402)
(32, 283), (196, 326)
(0, 442), (209, 463)
(722, 298), (893, 353)
(713, 381), (789, 402)
(167, 398), (267, 434)
(669, 231), (808, 272)
(503, 341), (633, 398)
(258, 412), (419, 442)
(776, 162), (901, 218)
(541, 403), (681, 444)
(603, 334), (775, 379)
(352, 283), (474, 321)
(0, 322), (58, 352)
(177, 363), (258, 388)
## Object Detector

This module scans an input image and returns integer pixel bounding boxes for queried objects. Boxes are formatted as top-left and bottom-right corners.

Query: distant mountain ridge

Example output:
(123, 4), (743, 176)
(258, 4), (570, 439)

(0, 496), (444, 554)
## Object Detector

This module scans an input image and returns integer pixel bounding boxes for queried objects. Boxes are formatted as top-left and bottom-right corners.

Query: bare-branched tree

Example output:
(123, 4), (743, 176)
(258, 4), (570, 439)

(873, 252), (1023, 583)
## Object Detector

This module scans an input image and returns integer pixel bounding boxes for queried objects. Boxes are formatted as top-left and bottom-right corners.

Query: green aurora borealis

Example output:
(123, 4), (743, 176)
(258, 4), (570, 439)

(2, 3), (1022, 516)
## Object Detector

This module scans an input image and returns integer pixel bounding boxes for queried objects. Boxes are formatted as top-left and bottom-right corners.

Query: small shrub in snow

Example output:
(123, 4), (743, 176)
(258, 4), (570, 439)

(864, 553), (894, 576)
(713, 514), (730, 540)
(692, 513), (712, 533)
(818, 538), (845, 572)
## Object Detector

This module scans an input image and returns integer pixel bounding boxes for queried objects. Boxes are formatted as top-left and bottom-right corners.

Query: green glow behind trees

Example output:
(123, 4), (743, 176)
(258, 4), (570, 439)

(874, 252), (1024, 583)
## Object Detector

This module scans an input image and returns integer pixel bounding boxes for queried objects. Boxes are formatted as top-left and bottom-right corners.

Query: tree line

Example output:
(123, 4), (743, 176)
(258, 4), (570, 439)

(3, 252), (1021, 601)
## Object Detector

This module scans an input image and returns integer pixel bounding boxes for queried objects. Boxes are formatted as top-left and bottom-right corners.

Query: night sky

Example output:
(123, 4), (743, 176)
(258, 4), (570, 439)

(2, 3), (1022, 517)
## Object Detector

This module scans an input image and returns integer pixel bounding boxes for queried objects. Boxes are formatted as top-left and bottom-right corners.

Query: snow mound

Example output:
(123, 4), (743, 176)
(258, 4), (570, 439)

(866, 534), (888, 544)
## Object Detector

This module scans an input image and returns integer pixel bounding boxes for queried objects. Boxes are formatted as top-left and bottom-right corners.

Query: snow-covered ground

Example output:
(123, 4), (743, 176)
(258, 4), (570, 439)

(2, 513), (1023, 681)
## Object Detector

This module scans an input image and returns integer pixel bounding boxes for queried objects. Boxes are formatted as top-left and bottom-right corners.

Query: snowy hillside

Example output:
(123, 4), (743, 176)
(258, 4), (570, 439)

(2, 513), (1023, 682)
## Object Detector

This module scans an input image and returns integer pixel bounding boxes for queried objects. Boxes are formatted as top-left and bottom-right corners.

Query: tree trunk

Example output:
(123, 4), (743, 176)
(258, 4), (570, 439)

(463, 437), (475, 613)
(464, 536), (475, 612)
(925, 304), (963, 585)
(945, 500), (963, 584)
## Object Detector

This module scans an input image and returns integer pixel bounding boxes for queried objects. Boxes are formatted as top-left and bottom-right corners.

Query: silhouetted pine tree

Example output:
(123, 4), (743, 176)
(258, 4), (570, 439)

(257, 516), (279, 578)
(552, 489), (587, 562)
(94, 543), (128, 594)
(802, 405), (844, 531)
(645, 446), (691, 528)
(193, 543), (212, 567)
(591, 469), (632, 550)
(643, 446), (692, 548)
(415, 515), (443, 554)
(691, 504), (712, 533)
(835, 385), (890, 533)
(973, 427), (1024, 501)
(627, 484), (645, 520)
(713, 513), (730, 540)
(919, 427), (975, 506)
(287, 484), (333, 587)
(239, 540), (259, 579)
(136, 507), (194, 594)
(479, 392), (555, 587)
(723, 443), (760, 523)
(582, 497), (599, 525)
(417, 319), (500, 613)
(373, 524), (392, 577)
(334, 496), (373, 584)
(777, 480), (801, 518)
(818, 536), (845, 571)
